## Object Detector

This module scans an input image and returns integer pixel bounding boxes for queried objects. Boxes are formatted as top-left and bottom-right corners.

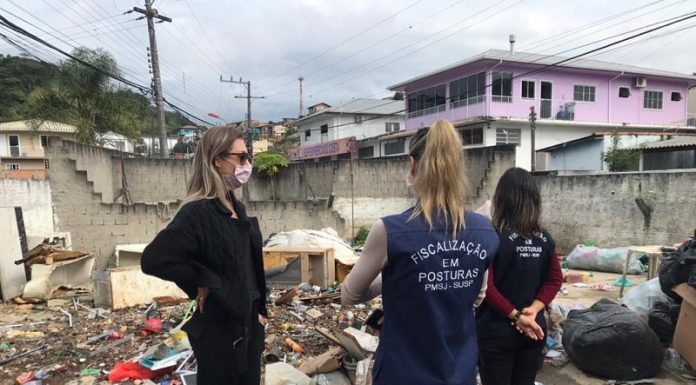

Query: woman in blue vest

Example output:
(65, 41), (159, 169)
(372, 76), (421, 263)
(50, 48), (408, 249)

(476, 167), (563, 385)
(342, 120), (500, 385)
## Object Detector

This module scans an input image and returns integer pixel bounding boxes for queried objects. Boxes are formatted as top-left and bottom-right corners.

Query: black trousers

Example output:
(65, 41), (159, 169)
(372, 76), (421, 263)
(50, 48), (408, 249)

(478, 333), (545, 385)
(187, 300), (265, 385)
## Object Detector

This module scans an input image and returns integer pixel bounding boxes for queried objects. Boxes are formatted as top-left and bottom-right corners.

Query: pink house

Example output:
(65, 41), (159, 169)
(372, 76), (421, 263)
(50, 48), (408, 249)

(388, 49), (696, 170)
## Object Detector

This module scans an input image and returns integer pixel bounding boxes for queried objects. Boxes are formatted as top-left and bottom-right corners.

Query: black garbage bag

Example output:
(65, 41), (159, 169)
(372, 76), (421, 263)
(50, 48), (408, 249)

(562, 299), (664, 381)
(660, 254), (685, 302)
(648, 299), (681, 347)
(659, 237), (696, 301)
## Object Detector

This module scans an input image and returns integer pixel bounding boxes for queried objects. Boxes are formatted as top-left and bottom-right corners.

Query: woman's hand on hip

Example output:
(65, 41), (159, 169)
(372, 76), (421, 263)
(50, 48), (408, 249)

(196, 287), (209, 313)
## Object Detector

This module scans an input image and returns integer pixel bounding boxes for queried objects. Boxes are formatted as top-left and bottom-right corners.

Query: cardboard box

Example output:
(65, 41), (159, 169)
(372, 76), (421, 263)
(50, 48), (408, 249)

(673, 283), (696, 368)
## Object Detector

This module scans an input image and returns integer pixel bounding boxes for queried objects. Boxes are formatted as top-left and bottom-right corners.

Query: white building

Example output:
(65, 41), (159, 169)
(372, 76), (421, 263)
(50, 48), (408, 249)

(293, 99), (405, 160)
(141, 135), (179, 157)
(96, 131), (135, 153)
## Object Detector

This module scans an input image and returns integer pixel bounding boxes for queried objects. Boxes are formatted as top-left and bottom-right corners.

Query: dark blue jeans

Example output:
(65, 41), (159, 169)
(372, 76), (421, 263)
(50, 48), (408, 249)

(478, 332), (545, 385)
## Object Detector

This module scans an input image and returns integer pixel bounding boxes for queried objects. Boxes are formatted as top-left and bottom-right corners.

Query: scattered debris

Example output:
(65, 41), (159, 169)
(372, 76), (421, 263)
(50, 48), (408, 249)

(265, 362), (314, 385)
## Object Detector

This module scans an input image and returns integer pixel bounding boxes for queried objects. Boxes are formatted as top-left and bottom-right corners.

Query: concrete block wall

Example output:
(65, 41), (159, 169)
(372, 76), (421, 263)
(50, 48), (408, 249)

(245, 200), (346, 238)
(40, 140), (517, 266)
(246, 145), (517, 215)
(46, 142), (179, 269)
(538, 170), (696, 254)
(0, 179), (54, 236)
(63, 141), (122, 203)
(122, 158), (190, 203)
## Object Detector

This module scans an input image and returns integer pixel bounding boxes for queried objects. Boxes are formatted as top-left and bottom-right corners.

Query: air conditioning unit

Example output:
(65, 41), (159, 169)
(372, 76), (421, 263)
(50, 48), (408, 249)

(634, 77), (647, 88)
(354, 115), (363, 123)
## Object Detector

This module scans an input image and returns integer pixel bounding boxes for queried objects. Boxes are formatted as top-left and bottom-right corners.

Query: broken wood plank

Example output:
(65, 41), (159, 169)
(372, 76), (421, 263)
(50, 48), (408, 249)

(315, 326), (341, 346)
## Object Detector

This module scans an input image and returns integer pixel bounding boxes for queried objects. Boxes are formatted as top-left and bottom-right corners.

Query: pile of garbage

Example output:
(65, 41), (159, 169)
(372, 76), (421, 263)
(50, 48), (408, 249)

(548, 234), (696, 382)
(263, 283), (380, 385)
(16, 245), (94, 303)
(0, 296), (194, 385)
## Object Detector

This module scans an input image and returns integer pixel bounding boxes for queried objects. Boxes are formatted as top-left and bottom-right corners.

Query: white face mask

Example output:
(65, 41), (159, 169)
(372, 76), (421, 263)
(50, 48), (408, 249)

(221, 162), (253, 190)
(406, 172), (414, 188)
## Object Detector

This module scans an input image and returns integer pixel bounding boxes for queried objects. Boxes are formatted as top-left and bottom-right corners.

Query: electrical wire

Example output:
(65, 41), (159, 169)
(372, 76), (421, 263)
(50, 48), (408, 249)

(265, 0), (518, 100)
(256, 0), (426, 89)
(0, 13), (214, 125)
(256, 0), (470, 96)
(300, 9), (696, 132)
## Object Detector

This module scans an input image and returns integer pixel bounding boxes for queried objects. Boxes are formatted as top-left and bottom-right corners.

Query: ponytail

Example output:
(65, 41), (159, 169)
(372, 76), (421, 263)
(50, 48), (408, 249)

(408, 120), (468, 235)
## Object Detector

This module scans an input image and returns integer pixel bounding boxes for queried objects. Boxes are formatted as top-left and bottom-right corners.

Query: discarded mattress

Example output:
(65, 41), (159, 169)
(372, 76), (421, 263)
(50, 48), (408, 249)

(265, 228), (359, 265)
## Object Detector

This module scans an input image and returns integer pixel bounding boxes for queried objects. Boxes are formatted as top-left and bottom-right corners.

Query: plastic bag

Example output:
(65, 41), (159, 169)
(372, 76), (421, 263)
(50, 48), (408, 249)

(648, 299), (681, 347)
(659, 238), (696, 301)
(562, 299), (663, 381)
(566, 245), (644, 274)
(621, 278), (670, 317)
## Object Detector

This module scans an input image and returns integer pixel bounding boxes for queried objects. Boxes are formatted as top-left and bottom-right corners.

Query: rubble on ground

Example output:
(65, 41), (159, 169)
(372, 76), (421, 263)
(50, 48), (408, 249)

(3, 233), (696, 385)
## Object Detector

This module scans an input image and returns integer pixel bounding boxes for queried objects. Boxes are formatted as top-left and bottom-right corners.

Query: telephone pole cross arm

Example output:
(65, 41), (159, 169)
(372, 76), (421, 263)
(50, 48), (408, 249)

(220, 76), (265, 153)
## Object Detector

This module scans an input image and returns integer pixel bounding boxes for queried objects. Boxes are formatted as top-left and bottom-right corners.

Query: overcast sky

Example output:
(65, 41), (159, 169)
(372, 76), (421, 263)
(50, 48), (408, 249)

(2, 0), (695, 124)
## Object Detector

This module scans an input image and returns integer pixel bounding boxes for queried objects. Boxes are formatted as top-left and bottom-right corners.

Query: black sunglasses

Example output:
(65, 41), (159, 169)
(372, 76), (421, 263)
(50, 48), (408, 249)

(221, 152), (253, 163)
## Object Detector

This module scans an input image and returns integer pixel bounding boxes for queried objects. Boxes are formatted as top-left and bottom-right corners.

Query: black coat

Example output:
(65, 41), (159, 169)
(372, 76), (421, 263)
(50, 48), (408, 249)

(141, 194), (267, 330)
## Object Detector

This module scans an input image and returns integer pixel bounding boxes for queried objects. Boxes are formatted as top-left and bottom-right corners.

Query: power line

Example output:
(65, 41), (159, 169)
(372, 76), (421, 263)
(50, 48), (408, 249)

(39, 0), (150, 75)
(80, 0), (224, 110)
(256, 0), (470, 96)
(78, 0), (223, 124)
(516, 10), (696, 80)
(163, 98), (214, 125)
(532, 0), (687, 56)
(301, 10), (696, 132)
(519, 0), (672, 52)
(0, 13), (214, 127)
(304, 0), (523, 100)
(256, 0), (426, 89)
(180, 0), (233, 71)
(2, 2), (147, 82)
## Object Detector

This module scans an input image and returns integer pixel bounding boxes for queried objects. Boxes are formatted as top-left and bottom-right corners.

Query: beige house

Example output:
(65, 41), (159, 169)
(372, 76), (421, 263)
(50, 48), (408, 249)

(0, 120), (77, 173)
(252, 139), (270, 156)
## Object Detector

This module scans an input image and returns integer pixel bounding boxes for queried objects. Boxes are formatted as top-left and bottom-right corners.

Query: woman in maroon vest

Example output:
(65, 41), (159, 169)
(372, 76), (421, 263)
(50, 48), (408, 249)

(476, 167), (563, 385)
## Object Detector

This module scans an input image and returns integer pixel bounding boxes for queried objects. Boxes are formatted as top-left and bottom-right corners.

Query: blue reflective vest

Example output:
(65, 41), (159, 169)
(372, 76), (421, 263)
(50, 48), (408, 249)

(373, 208), (499, 385)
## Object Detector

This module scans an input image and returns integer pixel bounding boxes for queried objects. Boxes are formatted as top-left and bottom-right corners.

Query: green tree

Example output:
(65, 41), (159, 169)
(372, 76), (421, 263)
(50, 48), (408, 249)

(393, 91), (404, 100)
(0, 55), (59, 121)
(254, 151), (289, 200)
(604, 133), (640, 172)
(172, 140), (195, 155)
(23, 47), (148, 143)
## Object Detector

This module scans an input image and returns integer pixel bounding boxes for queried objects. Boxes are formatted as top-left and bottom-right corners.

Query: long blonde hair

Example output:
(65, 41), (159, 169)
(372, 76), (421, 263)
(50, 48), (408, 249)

(408, 120), (468, 235)
(184, 125), (244, 204)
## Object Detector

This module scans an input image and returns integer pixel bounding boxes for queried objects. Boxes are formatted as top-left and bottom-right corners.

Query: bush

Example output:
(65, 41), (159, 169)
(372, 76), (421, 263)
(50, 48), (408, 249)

(354, 226), (369, 246)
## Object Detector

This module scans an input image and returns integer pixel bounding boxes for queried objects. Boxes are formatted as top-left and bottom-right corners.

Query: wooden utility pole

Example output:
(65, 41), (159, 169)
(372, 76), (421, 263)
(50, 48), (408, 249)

(133, 1), (171, 158)
(220, 76), (265, 153)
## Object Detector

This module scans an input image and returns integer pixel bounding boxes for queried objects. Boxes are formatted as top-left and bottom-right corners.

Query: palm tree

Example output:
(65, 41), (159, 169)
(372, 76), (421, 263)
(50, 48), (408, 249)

(24, 47), (146, 143)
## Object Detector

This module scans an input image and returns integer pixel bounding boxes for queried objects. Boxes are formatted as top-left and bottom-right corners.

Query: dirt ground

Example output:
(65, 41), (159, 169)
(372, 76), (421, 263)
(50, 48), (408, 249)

(1, 270), (693, 384)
